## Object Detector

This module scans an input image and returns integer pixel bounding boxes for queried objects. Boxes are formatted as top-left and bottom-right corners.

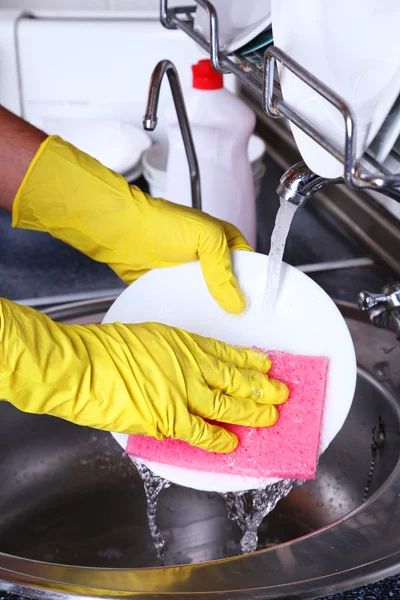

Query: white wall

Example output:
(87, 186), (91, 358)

(0, 8), (237, 141)
(0, 0), (187, 10)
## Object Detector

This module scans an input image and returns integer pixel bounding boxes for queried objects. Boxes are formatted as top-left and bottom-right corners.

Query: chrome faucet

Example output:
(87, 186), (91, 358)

(143, 59), (201, 211)
(277, 161), (400, 207)
(277, 161), (343, 207)
(358, 283), (400, 340)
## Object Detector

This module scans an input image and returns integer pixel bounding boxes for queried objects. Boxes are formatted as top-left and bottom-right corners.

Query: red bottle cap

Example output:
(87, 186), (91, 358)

(192, 59), (223, 90)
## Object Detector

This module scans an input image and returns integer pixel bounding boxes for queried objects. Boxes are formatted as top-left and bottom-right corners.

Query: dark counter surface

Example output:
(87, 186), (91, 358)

(0, 165), (398, 599)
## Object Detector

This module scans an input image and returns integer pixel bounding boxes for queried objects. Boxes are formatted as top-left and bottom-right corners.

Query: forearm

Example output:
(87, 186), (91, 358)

(10, 124), (250, 313)
(0, 106), (47, 212)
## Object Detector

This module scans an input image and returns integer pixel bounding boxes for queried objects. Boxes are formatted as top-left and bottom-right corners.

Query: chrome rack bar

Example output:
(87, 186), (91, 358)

(160, 0), (400, 200)
(263, 48), (356, 180)
(263, 47), (400, 192)
(160, 0), (263, 88)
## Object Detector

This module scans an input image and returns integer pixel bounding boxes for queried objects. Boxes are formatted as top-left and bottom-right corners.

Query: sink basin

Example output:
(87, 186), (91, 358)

(0, 299), (399, 599)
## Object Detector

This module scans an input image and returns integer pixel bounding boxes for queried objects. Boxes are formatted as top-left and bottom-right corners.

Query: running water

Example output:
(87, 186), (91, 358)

(133, 458), (301, 558)
(132, 460), (170, 562)
(223, 480), (301, 554)
(263, 200), (298, 312)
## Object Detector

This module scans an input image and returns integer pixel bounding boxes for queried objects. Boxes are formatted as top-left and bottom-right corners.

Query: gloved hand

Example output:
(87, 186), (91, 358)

(0, 298), (288, 452)
(13, 135), (252, 314)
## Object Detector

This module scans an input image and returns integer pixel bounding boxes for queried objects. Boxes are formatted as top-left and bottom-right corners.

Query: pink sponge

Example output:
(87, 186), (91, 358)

(127, 351), (329, 481)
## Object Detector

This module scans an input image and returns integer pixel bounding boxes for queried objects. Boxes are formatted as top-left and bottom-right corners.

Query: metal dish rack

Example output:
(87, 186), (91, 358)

(160, 0), (400, 204)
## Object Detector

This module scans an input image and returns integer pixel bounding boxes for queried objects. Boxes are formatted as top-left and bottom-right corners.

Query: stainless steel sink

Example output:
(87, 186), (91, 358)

(0, 299), (399, 600)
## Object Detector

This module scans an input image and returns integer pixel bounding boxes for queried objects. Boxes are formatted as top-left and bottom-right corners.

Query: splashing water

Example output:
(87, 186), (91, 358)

(132, 460), (170, 562)
(223, 479), (301, 554)
(133, 458), (302, 559)
(263, 201), (298, 312)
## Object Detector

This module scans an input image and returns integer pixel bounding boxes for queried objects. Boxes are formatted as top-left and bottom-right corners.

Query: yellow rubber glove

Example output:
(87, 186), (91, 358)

(13, 135), (251, 314)
(0, 298), (288, 452)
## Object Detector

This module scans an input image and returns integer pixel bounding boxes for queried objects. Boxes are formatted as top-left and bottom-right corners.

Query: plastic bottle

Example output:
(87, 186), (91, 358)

(165, 59), (257, 247)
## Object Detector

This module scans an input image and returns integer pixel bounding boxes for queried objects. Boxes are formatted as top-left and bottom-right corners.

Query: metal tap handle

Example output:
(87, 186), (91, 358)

(358, 283), (400, 340)
(143, 59), (202, 211)
(383, 283), (400, 308)
(359, 284), (400, 311)
(358, 291), (390, 311)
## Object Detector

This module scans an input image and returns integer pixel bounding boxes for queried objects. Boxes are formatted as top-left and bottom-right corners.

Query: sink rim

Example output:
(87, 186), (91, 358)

(0, 298), (399, 600)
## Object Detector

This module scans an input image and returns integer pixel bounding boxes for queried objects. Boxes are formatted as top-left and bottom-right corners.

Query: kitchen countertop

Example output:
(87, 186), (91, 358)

(0, 163), (398, 599)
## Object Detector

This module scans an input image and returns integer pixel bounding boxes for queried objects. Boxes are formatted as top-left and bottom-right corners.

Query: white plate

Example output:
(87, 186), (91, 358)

(40, 118), (152, 176)
(103, 251), (357, 492)
(271, 0), (400, 178)
(194, 0), (272, 54)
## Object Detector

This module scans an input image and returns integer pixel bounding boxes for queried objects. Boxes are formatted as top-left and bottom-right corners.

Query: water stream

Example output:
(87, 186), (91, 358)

(134, 458), (302, 559)
(223, 479), (301, 554)
(263, 200), (298, 312)
(132, 460), (170, 562)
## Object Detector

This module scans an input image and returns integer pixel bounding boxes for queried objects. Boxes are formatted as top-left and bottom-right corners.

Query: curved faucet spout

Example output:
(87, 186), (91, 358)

(143, 60), (201, 210)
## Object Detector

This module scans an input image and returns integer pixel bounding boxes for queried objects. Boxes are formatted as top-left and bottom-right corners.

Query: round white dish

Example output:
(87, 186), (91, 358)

(271, 0), (400, 178)
(194, 0), (272, 54)
(103, 250), (357, 492)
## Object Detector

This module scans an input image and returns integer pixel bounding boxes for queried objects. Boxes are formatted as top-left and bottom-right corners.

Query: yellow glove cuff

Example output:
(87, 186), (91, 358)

(12, 135), (251, 314)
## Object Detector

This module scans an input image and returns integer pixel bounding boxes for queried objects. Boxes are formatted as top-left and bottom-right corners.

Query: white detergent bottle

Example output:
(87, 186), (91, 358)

(165, 59), (257, 247)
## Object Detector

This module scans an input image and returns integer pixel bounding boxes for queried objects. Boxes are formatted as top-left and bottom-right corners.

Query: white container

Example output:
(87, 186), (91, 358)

(143, 135), (265, 205)
(165, 59), (256, 247)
